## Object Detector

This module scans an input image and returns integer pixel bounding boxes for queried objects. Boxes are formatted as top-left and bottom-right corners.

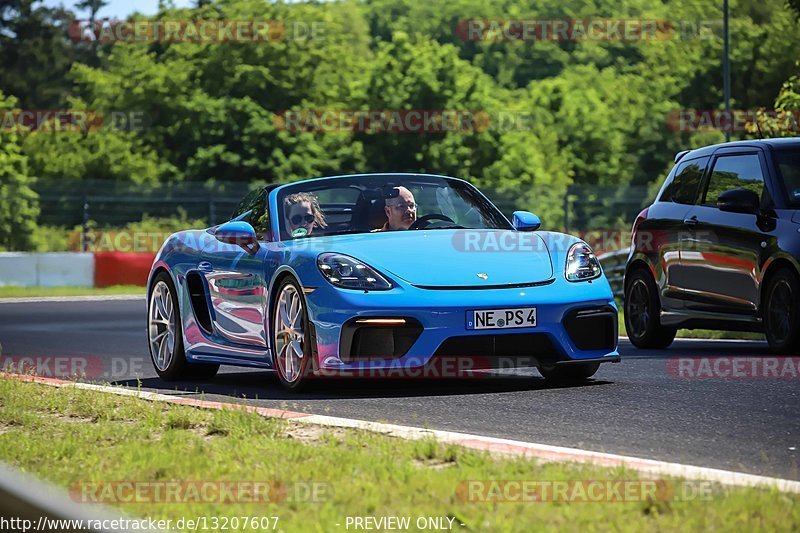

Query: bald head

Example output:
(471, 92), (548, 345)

(384, 186), (417, 230)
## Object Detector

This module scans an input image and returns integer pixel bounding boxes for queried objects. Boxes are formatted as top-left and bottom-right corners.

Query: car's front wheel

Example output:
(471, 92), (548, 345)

(763, 267), (800, 353)
(271, 277), (314, 391)
(624, 268), (676, 349)
(539, 362), (600, 384)
(148, 272), (219, 381)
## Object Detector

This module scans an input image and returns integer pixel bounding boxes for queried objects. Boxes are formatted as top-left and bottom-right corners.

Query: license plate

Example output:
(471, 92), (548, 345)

(467, 307), (537, 330)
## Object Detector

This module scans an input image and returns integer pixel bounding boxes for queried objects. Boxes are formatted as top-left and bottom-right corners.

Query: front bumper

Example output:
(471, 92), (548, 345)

(305, 275), (619, 375)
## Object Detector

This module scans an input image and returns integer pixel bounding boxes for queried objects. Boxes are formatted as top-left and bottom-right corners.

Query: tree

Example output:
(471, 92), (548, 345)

(0, 91), (39, 251)
(0, 0), (76, 108)
(75, 0), (106, 23)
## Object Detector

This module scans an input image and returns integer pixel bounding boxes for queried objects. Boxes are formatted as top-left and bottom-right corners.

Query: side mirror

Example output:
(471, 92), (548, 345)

(717, 188), (760, 214)
(215, 221), (259, 251)
(512, 211), (541, 231)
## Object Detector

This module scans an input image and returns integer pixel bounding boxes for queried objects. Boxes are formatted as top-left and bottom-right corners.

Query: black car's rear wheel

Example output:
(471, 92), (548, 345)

(624, 268), (676, 349)
(763, 267), (800, 353)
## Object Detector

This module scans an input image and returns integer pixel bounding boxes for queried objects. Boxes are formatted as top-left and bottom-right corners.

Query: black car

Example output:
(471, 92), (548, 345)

(624, 138), (800, 352)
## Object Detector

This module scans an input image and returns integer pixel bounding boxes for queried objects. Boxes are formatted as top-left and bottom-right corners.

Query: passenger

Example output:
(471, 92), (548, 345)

(378, 186), (417, 231)
(283, 192), (327, 238)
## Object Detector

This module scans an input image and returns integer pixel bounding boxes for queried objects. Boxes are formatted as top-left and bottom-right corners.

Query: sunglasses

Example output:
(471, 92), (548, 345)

(290, 213), (315, 225)
(389, 202), (417, 211)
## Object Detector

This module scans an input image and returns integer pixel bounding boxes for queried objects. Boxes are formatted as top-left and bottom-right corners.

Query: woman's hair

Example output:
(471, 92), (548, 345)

(283, 192), (327, 228)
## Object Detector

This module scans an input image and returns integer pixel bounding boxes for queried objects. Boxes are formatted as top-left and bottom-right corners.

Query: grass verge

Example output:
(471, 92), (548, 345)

(0, 378), (797, 531)
(0, 285), (143, 298)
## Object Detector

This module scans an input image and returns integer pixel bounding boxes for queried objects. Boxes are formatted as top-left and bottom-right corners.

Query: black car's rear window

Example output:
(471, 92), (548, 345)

(659, 157), (708, 205)
(773, 150), (800, 207)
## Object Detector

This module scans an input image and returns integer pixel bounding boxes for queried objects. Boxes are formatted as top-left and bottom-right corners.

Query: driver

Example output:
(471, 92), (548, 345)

(378, 186), (417, 231)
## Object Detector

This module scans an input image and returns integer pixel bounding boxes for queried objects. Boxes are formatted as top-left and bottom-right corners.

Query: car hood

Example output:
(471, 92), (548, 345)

(291, 230), (553, 288)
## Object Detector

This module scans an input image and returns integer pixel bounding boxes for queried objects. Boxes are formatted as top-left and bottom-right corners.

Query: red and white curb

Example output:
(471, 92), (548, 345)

(4, 372), (799, 494)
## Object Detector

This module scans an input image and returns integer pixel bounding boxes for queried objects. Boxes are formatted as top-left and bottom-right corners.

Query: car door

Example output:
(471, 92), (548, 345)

(648, 156), (709, 309)
(680, 150), (777, 314)
(201, 189), (272, 348)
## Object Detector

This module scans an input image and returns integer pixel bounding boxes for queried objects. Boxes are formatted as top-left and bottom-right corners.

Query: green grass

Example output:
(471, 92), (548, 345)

(0, 285), (143, 298)
(0, 379), (797, 532)
(617, 309), (764, 341)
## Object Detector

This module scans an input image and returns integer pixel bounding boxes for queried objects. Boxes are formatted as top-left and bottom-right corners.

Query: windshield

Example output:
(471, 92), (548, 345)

(276, 175), (511, 240)
(774, 150), (800, 208)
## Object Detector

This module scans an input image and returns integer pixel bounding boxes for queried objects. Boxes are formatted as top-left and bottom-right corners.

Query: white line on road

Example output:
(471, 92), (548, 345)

(0, 295), (144, 304)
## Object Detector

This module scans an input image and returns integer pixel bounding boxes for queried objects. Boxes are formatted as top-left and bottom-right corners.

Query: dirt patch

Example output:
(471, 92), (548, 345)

(0, 421), (20, 434)
(413, 458), (457, 470)
(284, 423), (349, 444)
(48, 413), (98, 423)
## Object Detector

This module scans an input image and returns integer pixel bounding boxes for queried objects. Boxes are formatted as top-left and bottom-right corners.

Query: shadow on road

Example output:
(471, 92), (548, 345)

(618, 338), (773, 360)
(111, 371), (614, 402)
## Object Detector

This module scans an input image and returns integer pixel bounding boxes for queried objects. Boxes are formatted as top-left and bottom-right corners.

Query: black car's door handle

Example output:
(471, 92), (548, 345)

(198, 261), (213, 272)
(683, 216), (698, 226)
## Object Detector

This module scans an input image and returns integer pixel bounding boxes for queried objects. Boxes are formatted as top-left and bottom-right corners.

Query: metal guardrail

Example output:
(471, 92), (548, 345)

(599, 247), (630, 297)
(0, 462), (161, 533)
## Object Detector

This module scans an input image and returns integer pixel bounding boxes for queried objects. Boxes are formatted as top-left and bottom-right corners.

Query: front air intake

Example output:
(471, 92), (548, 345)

(563, 307), (617, 351)
(340, 318), (423, 362)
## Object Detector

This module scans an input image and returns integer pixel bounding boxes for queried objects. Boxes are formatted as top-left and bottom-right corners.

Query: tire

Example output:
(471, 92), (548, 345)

(624, 268), (676, 349)
(271, 277), (314, 391)
(148, 272), (219, 381)
(539, 362), (600, 384)
(762, 267), (800, 354)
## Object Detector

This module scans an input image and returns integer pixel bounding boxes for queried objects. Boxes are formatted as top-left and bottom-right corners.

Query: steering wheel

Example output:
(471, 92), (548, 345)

(409, 213), (455, 230)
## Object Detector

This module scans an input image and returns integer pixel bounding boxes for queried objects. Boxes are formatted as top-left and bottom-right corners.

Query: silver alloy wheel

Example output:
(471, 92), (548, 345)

(149, 280), (176, 372)
(274, 284), (305, 383)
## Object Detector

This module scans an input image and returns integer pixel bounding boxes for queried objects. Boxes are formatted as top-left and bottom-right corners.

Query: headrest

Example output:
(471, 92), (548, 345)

(367, 198), (388, 229)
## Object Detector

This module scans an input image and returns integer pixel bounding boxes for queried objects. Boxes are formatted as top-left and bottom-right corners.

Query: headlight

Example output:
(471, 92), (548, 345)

(317, 253), (392, 290)
(565, 242), (602, 281)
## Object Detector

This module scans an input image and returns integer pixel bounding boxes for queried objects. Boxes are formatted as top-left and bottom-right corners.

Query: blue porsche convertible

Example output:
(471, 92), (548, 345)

(147, 173), (619, 390)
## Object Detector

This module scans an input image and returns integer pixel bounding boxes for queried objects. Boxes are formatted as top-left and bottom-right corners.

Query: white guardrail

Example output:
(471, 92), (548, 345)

(0, 253), (94, 287)
(0, 462), (159, 533)
(0, 250), (628, 292)
(598, 247), (629, 298)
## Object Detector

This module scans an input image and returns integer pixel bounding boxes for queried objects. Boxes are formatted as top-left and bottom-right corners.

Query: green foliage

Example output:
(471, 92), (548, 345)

(1, 0), (799, 249)
(29, 225), (72, 252)
(0, 1), (80, 108)
(22, 128), (166, 185)
(0, 91), (39, 251)
(750, 61), (800, 136)
(120, 209), (207, 234)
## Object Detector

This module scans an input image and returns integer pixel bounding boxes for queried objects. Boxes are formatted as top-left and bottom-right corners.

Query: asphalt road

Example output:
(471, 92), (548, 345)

(1, 299), (798, 481)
